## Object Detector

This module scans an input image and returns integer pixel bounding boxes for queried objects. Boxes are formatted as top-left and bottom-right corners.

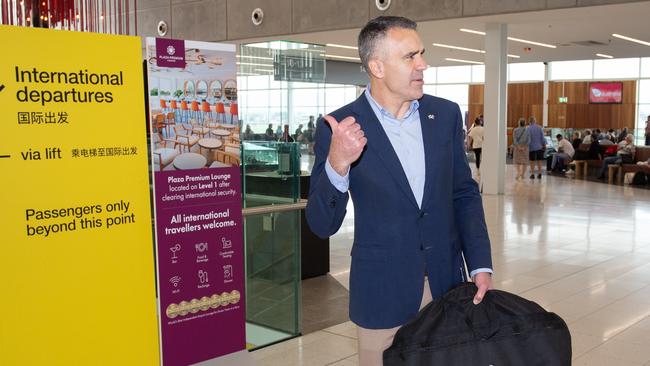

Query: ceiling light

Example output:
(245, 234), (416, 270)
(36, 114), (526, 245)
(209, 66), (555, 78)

(434, 43), (519, 58)
(460, 28), (486, 35)
(459, 28), (556, 49)
(327, 43), (358, 50)
(612, 33), (650, 47)
(445, 58), (483, 65)
(507, 37), (556, 49)
(236, 61), (273, 67)
(596, 53), (613, 59)
(236, 55), (273, 60)
(325, 54), (361, 61)
(434, 43), (484, 54)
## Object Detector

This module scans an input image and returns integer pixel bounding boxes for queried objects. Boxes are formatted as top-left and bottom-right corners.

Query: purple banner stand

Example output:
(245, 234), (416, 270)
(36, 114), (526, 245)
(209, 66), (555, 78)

(154, 167), (245, 365)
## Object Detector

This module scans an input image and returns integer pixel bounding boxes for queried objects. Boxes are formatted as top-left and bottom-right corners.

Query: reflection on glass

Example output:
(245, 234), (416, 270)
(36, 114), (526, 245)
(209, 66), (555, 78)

(184, 80), (195, 98)
(210, 80), (223, 99)
(224, 79), (238, 101)
(242, 141), (301, 349)
(196, 80), (208, 99)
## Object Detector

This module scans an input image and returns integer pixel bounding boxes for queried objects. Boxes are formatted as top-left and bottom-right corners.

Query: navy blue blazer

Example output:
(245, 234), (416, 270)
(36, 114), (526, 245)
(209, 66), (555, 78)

(306, 94), (492, 329)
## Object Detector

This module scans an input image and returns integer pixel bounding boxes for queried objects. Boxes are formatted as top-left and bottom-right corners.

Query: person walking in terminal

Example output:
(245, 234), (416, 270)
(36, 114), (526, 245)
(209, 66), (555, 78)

(305, 16), (493, 366)
(467, 117), (484, 173)
(512, 118), (530, 180)
(597, 134), (636, 180)
(527, 116), (546, 179)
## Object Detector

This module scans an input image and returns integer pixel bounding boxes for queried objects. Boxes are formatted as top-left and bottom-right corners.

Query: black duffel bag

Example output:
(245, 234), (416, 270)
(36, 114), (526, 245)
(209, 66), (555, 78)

(384, 283), (571, 365)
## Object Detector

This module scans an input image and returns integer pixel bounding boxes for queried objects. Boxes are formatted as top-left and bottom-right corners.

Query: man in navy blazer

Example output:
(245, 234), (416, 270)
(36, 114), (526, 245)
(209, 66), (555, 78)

(306, 16), (493, 365)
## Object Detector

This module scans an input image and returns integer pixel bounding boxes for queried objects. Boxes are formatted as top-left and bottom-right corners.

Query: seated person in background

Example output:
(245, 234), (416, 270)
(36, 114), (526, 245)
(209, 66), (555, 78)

(582, 129), (593, 144)
(307, 115), (316, 130)
(575, 134), (601, 160)
(551, 134), (575, 172)
(265, 123), (275, 140)
(279, 124), (295, 142)
(295, 124), (304, 142)
(599, 134), (614, 146)
(637, 157), (650, 168)
(571, 131), (582, 150)
(242, 124), (254, 140)
(275, 124), (283, 139)
(597, 135), (635, 179)
(617, 127), (629, 143)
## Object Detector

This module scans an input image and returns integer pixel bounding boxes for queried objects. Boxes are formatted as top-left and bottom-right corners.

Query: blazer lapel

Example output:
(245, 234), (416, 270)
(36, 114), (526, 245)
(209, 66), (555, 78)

(352, 95), (419, 209)
(419, 102), (437, 207)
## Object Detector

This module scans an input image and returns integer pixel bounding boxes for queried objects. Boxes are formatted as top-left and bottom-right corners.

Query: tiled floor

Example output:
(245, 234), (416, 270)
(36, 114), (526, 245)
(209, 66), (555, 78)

(252, 165), (650, 365)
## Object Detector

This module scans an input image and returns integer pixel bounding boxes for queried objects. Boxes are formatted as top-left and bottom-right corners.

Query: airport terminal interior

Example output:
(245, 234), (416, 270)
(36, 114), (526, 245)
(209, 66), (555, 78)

(3, 0), (650, 365)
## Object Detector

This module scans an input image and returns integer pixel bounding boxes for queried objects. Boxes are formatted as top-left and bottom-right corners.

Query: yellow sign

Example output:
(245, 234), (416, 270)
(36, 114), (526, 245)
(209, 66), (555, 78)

(0, 26), (159, 365)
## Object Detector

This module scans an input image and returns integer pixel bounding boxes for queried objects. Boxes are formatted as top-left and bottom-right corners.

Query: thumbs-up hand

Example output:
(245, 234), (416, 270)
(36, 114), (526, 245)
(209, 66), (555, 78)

(325, 115), (367, 176)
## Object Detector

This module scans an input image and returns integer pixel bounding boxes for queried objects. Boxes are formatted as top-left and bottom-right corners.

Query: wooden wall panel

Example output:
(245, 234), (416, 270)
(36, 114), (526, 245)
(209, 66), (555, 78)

(468, 82), (543, 128)
(547, 80), (636, 129)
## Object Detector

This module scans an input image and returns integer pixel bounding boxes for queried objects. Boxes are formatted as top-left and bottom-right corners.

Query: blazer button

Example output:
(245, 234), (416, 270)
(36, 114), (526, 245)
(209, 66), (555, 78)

(419, 211), (428, 218)
(329, 200), (336, 208)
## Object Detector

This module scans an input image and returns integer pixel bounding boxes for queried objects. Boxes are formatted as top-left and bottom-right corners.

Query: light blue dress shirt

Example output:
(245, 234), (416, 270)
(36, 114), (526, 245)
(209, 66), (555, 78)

(324, 87), (492, 279)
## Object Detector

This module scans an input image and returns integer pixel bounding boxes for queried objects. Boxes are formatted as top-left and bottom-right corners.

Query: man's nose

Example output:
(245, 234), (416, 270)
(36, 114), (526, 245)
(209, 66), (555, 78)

(415, 56), (428, 71)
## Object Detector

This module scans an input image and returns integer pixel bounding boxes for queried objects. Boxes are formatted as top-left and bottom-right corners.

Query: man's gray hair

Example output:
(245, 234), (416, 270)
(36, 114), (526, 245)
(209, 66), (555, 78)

(358, 16), (417, 70)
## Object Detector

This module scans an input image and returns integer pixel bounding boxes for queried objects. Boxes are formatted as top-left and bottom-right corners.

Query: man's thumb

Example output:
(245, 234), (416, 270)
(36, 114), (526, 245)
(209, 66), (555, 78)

(323, 115), (339, 131)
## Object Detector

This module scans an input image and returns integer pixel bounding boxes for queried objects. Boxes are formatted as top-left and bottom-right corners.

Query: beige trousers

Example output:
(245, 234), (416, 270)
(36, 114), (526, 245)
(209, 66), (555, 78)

(356, 278), (433, 366)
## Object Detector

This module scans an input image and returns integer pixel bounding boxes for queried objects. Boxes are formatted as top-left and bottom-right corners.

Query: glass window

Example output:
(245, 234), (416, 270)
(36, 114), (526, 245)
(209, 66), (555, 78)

(437, 65), (472, 84)
(423, 85), (436, 96)
(245, 108), (269, 125)
(423, 67), (436, 84)
(247, 75), (270, 90)
(641, 58), (650, 78)
(246, 90), (269, 108)
(325, 87), (346, 108)
(593, 58), (640, 79)
(237, 76), (247, 90)
(291, 81), (316, 89)
(344, 86), (358, 103)
(269, 107), (286, 125)
(550, 60), (593, 80)
(637, 105), (650, 143)
(509, 62), (545, 81)
(435, 84), (468, 105)
(292, 88), (319, 107)
(639, 79), (650, 104)
(471, 65), (485, 83)
(269, 77), (287, 90)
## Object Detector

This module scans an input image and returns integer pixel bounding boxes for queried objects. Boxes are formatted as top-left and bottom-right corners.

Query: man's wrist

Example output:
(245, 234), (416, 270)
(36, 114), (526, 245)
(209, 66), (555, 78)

(329, 157), (350, 176)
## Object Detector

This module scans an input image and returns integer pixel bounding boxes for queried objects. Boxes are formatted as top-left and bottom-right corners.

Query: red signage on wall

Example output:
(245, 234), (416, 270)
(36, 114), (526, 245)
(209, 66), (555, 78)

(589, 82), (623, 104)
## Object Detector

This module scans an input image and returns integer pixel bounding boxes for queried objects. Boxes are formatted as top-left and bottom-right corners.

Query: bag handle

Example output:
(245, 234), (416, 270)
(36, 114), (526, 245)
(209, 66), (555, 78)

(441, 287), (501, 341)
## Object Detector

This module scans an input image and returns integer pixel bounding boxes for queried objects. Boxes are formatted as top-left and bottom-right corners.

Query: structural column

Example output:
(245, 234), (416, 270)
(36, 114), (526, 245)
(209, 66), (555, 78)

(482, 23), (508, 195)
(543, 62), (550, 127)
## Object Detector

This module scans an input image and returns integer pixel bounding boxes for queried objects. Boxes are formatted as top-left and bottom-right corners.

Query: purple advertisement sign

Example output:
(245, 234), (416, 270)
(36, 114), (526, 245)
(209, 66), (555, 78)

(146, 38), (243, 365)
(156, 38), (186, 68)
(155, 167), (244, 365)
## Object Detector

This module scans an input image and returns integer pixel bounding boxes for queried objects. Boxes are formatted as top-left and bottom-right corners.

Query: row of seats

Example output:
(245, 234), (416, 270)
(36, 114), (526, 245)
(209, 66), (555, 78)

(159, 99), (238, 123)
(572, 145), (650, 184)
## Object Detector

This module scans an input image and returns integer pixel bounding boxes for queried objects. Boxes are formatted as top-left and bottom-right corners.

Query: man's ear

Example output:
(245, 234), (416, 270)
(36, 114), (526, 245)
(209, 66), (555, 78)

(367, 58), (384, 79)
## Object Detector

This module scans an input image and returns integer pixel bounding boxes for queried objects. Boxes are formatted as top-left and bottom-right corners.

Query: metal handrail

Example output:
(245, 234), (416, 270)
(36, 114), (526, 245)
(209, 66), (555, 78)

(242, 199), (307, 216)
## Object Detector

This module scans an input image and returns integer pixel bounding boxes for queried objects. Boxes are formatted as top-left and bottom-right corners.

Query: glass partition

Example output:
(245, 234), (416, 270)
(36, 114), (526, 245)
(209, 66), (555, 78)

(241, 136), (302, 349)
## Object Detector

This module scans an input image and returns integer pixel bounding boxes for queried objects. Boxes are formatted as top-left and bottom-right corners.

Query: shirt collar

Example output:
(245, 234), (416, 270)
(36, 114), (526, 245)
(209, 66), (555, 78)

(364, 85), (419, 121)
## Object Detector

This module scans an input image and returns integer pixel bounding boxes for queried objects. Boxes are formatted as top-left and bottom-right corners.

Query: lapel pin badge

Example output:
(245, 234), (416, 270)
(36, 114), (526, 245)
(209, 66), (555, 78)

(428, 114), (435, 120)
